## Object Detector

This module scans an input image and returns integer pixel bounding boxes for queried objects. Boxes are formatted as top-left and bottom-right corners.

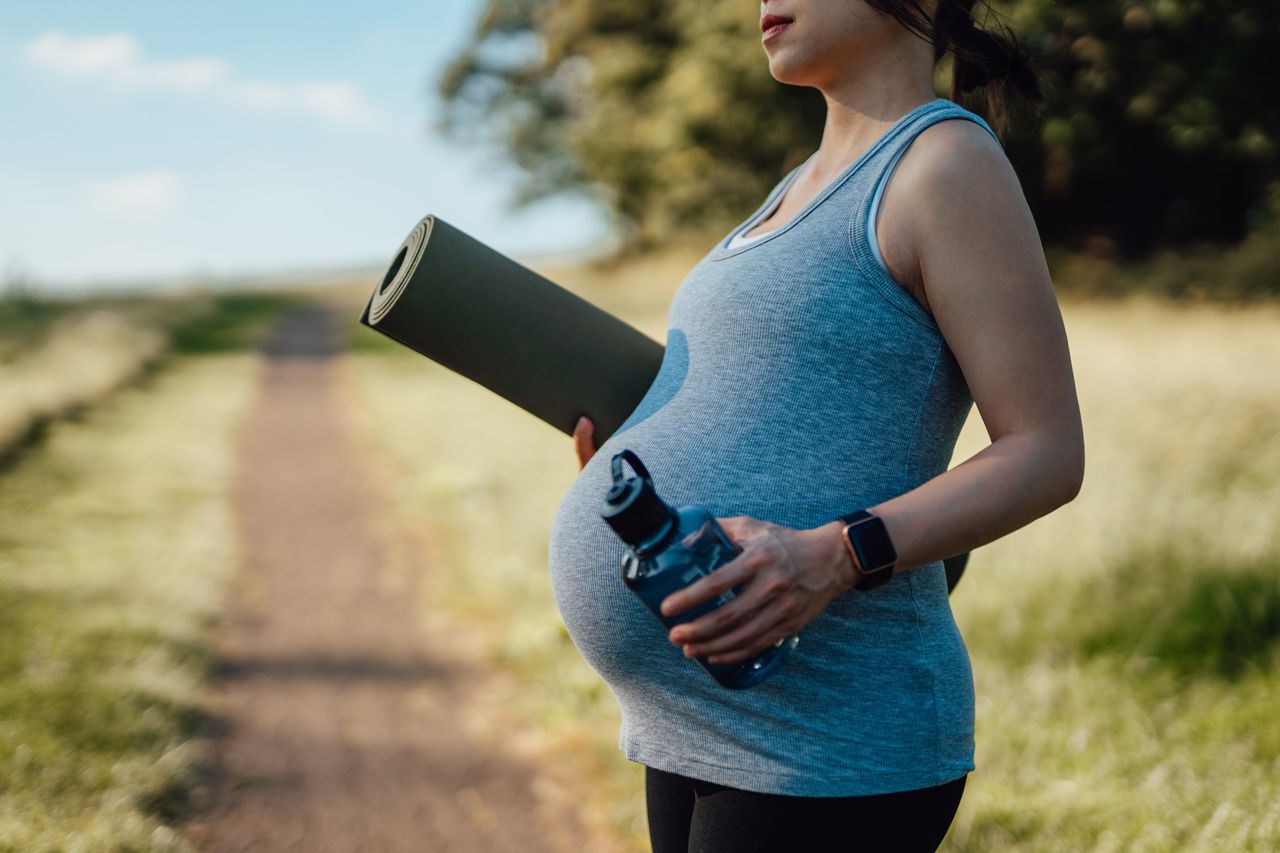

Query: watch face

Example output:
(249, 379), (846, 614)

(850, 516), (897, 572)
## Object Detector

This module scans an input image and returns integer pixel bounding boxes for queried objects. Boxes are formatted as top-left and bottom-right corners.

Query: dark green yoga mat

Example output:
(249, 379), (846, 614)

(358, 214), (665, 446)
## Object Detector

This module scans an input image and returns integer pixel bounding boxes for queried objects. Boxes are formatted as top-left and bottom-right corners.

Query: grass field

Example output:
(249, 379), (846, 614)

(341, 258), (1280, 851)
(0, 289), (298, 467)
(0, 290), (297, 851)
(1, 256), (1274, 849)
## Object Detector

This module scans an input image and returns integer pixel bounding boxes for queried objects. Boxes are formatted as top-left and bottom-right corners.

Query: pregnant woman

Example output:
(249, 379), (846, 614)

(549, 1), (1084, 850)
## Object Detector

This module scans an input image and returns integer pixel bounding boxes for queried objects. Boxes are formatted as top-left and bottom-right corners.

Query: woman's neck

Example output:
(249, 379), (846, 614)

(809, 42), (937, 181)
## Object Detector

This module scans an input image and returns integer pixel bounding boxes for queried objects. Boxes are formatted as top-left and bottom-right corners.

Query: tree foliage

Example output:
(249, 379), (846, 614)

(437, 0), (1278, 259)
(1016, 1), (1278, 256)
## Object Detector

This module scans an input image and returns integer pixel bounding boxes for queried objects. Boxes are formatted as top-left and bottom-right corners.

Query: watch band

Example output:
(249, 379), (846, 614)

(839, 509), (897, 591)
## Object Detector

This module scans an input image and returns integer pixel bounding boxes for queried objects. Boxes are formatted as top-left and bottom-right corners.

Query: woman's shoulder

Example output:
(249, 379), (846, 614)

(898, 113), (1012, 196)
(878, 111), (1025, 263)
(872, 113), (1019, 309)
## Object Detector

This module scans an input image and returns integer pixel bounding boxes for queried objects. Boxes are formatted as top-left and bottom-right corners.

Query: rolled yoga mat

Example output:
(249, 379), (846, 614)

(359, 214), (665, 446)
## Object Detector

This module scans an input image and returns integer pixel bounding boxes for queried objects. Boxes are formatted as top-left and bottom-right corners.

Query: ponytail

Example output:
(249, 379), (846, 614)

(867, 0), (1046, 139)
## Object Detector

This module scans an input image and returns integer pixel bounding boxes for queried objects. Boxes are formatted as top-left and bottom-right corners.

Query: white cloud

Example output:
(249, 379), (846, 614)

(23, 31), (228, 92)
(23, 30), (381, 129)
(25, 31), (135, 75)
(86, 170), (183, 213)
(225, 79), (381, 126)
(289, 81), (382, 127)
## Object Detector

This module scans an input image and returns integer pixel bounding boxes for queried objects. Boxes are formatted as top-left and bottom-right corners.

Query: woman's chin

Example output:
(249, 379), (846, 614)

(766, 61), (813, 87)
(763, 47), (818, 85)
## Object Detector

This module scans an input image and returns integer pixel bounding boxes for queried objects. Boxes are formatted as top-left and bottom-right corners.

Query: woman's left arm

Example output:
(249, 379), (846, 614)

(663, 121), (1085, 664)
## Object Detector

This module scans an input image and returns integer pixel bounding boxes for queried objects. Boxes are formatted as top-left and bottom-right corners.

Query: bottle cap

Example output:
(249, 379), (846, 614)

(601, 450), (676, 547)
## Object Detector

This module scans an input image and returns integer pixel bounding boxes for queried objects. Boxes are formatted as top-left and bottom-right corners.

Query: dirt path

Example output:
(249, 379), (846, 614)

(186, 303), (585, 852)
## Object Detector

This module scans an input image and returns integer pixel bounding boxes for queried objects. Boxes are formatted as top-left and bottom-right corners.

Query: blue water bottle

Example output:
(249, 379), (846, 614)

(600, 449), (799, 689)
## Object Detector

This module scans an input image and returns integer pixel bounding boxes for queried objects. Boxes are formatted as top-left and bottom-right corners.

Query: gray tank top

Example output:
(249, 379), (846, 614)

(548, 97), (1001, 796)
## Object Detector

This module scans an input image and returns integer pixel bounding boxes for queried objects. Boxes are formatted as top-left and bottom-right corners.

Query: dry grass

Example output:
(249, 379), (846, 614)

(0, 291), (219, 467)
(0, 351), (261, 850)
(0, 309), (170, 451)
(0, 289), (300, 466)
(341, 259), (1280, 851)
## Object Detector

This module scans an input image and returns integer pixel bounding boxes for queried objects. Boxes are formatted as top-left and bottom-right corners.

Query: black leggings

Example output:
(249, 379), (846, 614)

(645, 765), (966, 853)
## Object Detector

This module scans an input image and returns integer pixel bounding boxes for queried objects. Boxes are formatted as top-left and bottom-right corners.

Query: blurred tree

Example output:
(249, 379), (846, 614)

(1015, 1), (1279, 257)
(436, 0), (1278, 260)
(436, 0), (824, 253)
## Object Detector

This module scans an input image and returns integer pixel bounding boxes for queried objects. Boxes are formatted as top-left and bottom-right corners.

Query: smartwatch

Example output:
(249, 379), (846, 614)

(839, 509), (897, 591)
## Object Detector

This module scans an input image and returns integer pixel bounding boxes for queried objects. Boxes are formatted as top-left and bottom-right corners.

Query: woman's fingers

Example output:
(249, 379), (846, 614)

(573, 415), (595, 469)
(661, 546), (761, 620)
(671, 566), (789, 649)
(685, 602), (791, 662)
(658, 520), (810, 663)
(665, 546), (790, 643)
(671, 530), (791, 619)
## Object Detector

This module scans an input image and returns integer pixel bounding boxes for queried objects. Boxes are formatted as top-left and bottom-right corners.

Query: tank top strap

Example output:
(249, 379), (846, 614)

(845, 100), (1003, 331)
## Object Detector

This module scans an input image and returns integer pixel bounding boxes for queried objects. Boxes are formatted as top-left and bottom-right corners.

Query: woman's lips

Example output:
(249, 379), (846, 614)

(762, 21), (793, 42)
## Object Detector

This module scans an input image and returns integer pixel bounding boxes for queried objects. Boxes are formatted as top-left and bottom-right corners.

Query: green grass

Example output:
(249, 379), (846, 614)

(0, 288), (294, 851)
(1074, 548), (1280, 680)
(167, 291), (302, 355)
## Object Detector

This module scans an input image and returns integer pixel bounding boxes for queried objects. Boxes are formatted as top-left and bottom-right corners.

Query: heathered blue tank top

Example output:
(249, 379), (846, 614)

(547, 97), (1002, 797)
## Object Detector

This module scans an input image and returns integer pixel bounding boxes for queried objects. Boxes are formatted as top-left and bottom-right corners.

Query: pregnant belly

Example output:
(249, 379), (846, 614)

(547, 439), (677, 685)
(546, 426), (968, 720)
(550, 422), (716, 686)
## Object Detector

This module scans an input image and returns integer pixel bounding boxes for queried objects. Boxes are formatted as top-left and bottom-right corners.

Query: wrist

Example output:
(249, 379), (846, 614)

(810, 520), (862, 593)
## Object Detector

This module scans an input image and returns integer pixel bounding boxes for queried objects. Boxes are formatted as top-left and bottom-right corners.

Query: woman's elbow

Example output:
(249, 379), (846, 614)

(1054, 432), (1085, 506)
(1022, 427), (1084, 509)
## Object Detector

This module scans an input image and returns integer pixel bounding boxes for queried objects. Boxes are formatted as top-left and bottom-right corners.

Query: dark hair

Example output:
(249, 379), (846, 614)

(865, 0), (1045, 138)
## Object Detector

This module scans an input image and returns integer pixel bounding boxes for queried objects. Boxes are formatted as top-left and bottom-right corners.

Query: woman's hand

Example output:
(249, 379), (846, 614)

(659, 516), (860, 664)
(573, 415), (596, 471)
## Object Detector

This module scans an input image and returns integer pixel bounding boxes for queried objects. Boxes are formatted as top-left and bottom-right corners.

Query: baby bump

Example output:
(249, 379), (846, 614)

(547, 452), (670, 684)
(547, 335), (696, 685)
(546, 411), (824, 688)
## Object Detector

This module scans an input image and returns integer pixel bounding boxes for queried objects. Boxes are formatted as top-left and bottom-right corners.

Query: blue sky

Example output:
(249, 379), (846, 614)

(0, 1), (612, 291)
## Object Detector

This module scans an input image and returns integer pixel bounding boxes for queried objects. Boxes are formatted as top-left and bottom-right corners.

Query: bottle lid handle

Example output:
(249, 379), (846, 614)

(610, 449), (653, 489)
